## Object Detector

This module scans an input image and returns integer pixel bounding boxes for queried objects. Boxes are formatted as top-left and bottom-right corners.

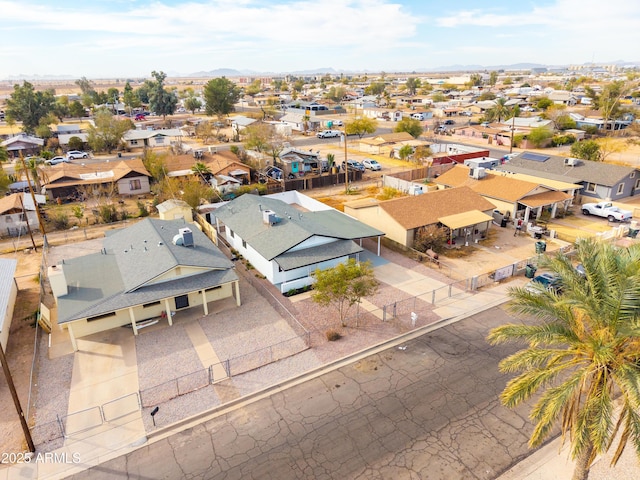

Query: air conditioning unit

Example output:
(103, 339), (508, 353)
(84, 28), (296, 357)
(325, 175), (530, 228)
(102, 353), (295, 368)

(564, 157), (579, 166)
(470, 167), (487, 179)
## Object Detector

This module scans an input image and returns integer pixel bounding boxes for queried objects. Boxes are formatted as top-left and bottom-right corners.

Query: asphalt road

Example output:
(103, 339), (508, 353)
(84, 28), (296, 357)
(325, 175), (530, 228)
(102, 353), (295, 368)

(70, 306), (541, 480)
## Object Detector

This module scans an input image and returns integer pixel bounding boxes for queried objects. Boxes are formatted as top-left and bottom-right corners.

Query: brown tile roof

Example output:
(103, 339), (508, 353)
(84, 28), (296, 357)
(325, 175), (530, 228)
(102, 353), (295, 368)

(434, 165), (539, 202)
(164, 151), (249, 176)
(519, 190), (572, 208)
(44, 159), (150, 188)
(0, 193), (23, 215)
(378, 186), (495, 230)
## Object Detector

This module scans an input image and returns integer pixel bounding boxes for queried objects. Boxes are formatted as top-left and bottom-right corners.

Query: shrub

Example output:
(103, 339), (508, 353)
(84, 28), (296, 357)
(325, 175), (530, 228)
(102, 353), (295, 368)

(98, 204), (119, 223)
(136, 200), (149, 217)
(325, 329), (342, 341)
(51, 212), (70, 230)
(551, 134), (576, 147)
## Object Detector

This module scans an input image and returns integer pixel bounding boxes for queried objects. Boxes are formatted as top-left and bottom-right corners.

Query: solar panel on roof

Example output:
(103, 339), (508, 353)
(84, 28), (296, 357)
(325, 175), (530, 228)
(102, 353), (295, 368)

(520, 152), (549, 162)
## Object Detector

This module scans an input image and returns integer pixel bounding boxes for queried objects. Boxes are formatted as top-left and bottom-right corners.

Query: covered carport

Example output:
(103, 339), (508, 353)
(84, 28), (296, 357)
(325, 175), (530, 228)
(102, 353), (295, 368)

(438, 210), (494, 246)
(518, 190), (572, 223)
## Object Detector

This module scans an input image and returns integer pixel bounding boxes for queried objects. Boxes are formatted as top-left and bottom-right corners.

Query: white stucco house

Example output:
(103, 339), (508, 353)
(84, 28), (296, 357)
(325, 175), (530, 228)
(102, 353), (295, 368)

(211, 191), (384, 293)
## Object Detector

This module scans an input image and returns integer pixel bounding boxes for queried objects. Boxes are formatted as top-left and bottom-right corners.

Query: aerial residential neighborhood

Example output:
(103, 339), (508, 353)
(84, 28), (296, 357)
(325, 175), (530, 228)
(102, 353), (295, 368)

(2, 2), (640, 480)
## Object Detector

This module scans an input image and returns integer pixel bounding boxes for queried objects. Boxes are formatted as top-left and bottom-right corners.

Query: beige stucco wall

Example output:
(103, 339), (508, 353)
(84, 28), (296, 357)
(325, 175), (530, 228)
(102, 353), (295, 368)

(117, 176), (151, 196)
(0, 279), (17, 351)
(344, 205), (409, 246)
(159, 205), (193, 222)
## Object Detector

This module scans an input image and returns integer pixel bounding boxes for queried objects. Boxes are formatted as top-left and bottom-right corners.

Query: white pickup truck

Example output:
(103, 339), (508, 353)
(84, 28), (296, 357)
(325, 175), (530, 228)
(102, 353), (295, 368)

(581, 202), (632, 222)
(316, 130), (341, 139)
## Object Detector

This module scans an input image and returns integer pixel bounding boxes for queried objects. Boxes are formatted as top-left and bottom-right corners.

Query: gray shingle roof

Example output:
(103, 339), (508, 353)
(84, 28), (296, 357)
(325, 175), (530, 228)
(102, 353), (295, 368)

(104, 218), (233, 292)
(500, 153), (636, 187)
(213, 194), (384, 261)
(56, 218), (237, 324)
(275, 240), (363, 271)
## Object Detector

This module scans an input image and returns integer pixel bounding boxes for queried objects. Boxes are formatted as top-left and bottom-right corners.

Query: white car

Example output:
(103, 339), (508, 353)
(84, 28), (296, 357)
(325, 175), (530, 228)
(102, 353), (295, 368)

(316, 130), (341, 139)
(67, 150), (89, 160)
(45, 156), (70, 165)
(362, 158), (382, 171)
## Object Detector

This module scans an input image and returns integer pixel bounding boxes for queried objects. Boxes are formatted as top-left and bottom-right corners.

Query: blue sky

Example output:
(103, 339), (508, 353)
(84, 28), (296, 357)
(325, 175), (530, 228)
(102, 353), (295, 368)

(1, 0), (638, 79)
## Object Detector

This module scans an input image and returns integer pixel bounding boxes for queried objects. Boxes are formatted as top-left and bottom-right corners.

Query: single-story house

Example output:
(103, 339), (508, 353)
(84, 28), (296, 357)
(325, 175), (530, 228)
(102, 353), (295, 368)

(211, 175), (242, 195)
(229, 115), (258, 132)
(211, 191), (384, 293)
(279, 112), (322, 133)
(344, 187), (495, 248)
(0, 192), (45, 237)
(0, 258), (18, 351)
(435, 164), (578, 223)
(1, 134), (45, 159)
(122, 128), (184, 149)
(164, 150), (250, 185)
(56, 125), (83, 136)
(48, 218), (240, 351)
(43, 159), (152, 200)
(358, 132), (419, 156)
(58, 133), (89, 148)
(278, 147), (322, 177)
(497, 152), (640, 201)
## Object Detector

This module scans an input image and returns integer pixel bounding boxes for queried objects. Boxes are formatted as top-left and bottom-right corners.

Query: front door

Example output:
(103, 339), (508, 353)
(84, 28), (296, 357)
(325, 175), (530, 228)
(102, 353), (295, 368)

(174, 295), (189, 310)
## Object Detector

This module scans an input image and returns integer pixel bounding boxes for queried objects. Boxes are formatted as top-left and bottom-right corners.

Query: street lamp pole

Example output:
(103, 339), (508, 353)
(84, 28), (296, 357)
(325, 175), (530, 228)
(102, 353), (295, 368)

(509, 114), (516, 154)
(343, 127), (349, 193)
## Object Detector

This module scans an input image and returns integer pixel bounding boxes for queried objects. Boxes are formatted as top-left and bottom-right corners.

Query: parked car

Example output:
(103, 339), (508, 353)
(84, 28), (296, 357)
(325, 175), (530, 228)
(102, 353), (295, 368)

(316, 130), (341, 139)
(524, 273), (562, 295)
(362, 158), (382, 171)
(343, 159), (365, 172)
(45, 156), (69, 165)
(461, 111), (473, 116)
(134, 114), (147, 121)
(481, 122), (490, 127)
(332, 120), (343, 127)
(67, 150), (89, 159)
(443, 119), (455, 125)
(581, 202), (632, 222)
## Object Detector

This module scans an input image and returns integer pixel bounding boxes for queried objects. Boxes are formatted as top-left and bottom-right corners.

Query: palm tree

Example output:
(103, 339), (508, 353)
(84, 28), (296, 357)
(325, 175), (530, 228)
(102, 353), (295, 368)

(488, 239), (640, 480)
(485, 98), (512, 123)
(191, 161), (212, 184)
(15, 156), (48, 194)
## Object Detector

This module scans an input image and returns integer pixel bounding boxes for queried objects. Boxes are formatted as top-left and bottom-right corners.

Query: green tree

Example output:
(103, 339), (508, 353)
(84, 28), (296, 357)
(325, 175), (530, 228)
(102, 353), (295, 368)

(69, 100), (86, 118)
(571, 140), (602, 161)
(365, 82), (386, 96)
(5, 81), (56, 134)
(122, 81), (140, 113)
(311, 259), (379, 327)
(488, 239), (640, 480)
(587, 80), (636, 131)
(75, 77), (96, 97)
(86, 109), (134, 153)
(485, 98), (511, 123)
(191, 162), (212, 183)
(413, 224), (447, 254)
(526, 126), (553, 148)
(398, 144), (413, 161)
(180, 178), (214, 209)
(536, 97), (553, 110)
(431, 92), (447, 103)
(141, 148), (167, 181)
(52, 96), (70, 121)
(405, 78), (421, 95)
(326, 86), (347, 103)
(244, 79), (262, 96)
(345, 117), (378, 138)
(148, 71), (178, 120)
(489, 71), (498, 86)
(394, 117), (423, 138)
(243, 123), (270, 153)
(467, 73), (483, 88)
(413, 145), (433, 164)
(0, 168), (10, 196)
(203, 77), (241, 120)
(15, 156), (47, 193)
(68, 136), (84, 151)
(184, 96), (202, 114)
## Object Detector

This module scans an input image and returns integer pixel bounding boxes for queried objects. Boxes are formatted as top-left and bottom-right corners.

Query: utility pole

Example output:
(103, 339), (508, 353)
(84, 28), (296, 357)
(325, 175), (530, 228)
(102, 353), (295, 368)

(0, 342), (35, 452)
(343, 127), (348, 193)
(509, 114), (516, 154)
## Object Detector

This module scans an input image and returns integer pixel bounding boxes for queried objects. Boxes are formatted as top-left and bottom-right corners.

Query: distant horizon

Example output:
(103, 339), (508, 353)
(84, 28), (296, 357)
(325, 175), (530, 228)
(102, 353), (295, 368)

(1, 0), (639, 79)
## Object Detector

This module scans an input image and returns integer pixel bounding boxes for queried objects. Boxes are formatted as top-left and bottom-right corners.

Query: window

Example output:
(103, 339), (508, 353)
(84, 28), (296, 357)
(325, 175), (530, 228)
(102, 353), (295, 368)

(229, 229), (234, 238)
(155, 137), (165, 144)
(242, 240), (246, 248)
(617, 183), (625, 195)
(5, 216), (11, 223)
(631, 171), (636, 178)
(143, 301), (161, 308)
(129, 179), (141, 190)
(635, 179), (640, 190)
(585, 183), (596, 193)
(130, 140), (138, 146)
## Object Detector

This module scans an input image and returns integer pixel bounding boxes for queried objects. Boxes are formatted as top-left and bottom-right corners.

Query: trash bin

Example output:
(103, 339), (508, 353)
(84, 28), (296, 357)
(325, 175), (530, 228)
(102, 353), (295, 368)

(525, 264), (537, 279)
(628, 228), (639, 239)
(500, 218), (508, 228)
(117, 152), (122, 158)
(535, 241), (547, 253)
